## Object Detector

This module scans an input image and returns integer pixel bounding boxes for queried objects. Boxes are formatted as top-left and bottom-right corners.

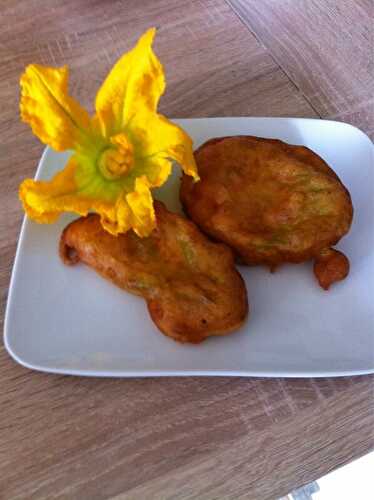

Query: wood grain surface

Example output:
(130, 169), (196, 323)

(0, 1), (373, 499)
(228, 0), (374, 137)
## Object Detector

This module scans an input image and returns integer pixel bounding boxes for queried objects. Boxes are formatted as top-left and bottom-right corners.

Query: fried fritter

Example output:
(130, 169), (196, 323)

(180, 136), (353, 290)
(59, 201), (248, 343)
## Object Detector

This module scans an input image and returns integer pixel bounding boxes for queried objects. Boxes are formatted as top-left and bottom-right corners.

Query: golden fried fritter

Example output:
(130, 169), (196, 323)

(60, 201), (248, 343)
(180, 136), (353, 289)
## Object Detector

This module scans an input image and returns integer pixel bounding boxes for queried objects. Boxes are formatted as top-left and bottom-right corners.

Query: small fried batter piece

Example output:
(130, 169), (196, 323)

(313, 248), (350, 290)
(60, 201), (248, 343)
(180, 136), (353, 289)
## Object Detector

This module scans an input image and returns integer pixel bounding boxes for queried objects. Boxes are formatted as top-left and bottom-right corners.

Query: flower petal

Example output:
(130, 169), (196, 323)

(19, 158), (78, 223)
(125, 176), (156, 237)
(19, 157), (156, 237)
(132, 156), (172, 188)
(99, 177), (156, 237)
(19, 157), (114, 223)
(20, 64), (92, 151)
(100, 197), (132, 235)
(95, 28), (165, 138)
(131, 112), (199, 181)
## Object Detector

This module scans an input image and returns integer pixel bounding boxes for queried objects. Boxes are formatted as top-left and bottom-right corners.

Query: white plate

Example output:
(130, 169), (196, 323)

(4, 118), (374, 377)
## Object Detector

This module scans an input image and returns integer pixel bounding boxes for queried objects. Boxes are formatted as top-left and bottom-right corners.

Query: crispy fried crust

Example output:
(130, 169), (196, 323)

(180, 136), (353, 289)
(59, 201), (248, 343)
(313, 248), (350, 290)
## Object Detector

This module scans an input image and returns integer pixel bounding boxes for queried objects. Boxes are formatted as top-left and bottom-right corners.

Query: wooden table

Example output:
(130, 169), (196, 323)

(1, 1), (373, 498)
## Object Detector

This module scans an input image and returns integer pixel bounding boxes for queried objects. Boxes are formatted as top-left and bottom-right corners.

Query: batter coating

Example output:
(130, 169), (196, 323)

(180, 136), (353, 289)
(60, 201), (248, 343)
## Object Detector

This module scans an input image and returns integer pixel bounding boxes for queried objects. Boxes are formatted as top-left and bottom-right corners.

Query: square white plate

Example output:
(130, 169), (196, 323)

(4, 118), (374, 377)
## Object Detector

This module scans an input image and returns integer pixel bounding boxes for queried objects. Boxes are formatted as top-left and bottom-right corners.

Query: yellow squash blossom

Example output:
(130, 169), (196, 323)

(19, 28), (199, 237)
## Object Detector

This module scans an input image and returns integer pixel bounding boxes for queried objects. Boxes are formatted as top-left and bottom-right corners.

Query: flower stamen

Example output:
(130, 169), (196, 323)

(98, 133), (134, 180)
